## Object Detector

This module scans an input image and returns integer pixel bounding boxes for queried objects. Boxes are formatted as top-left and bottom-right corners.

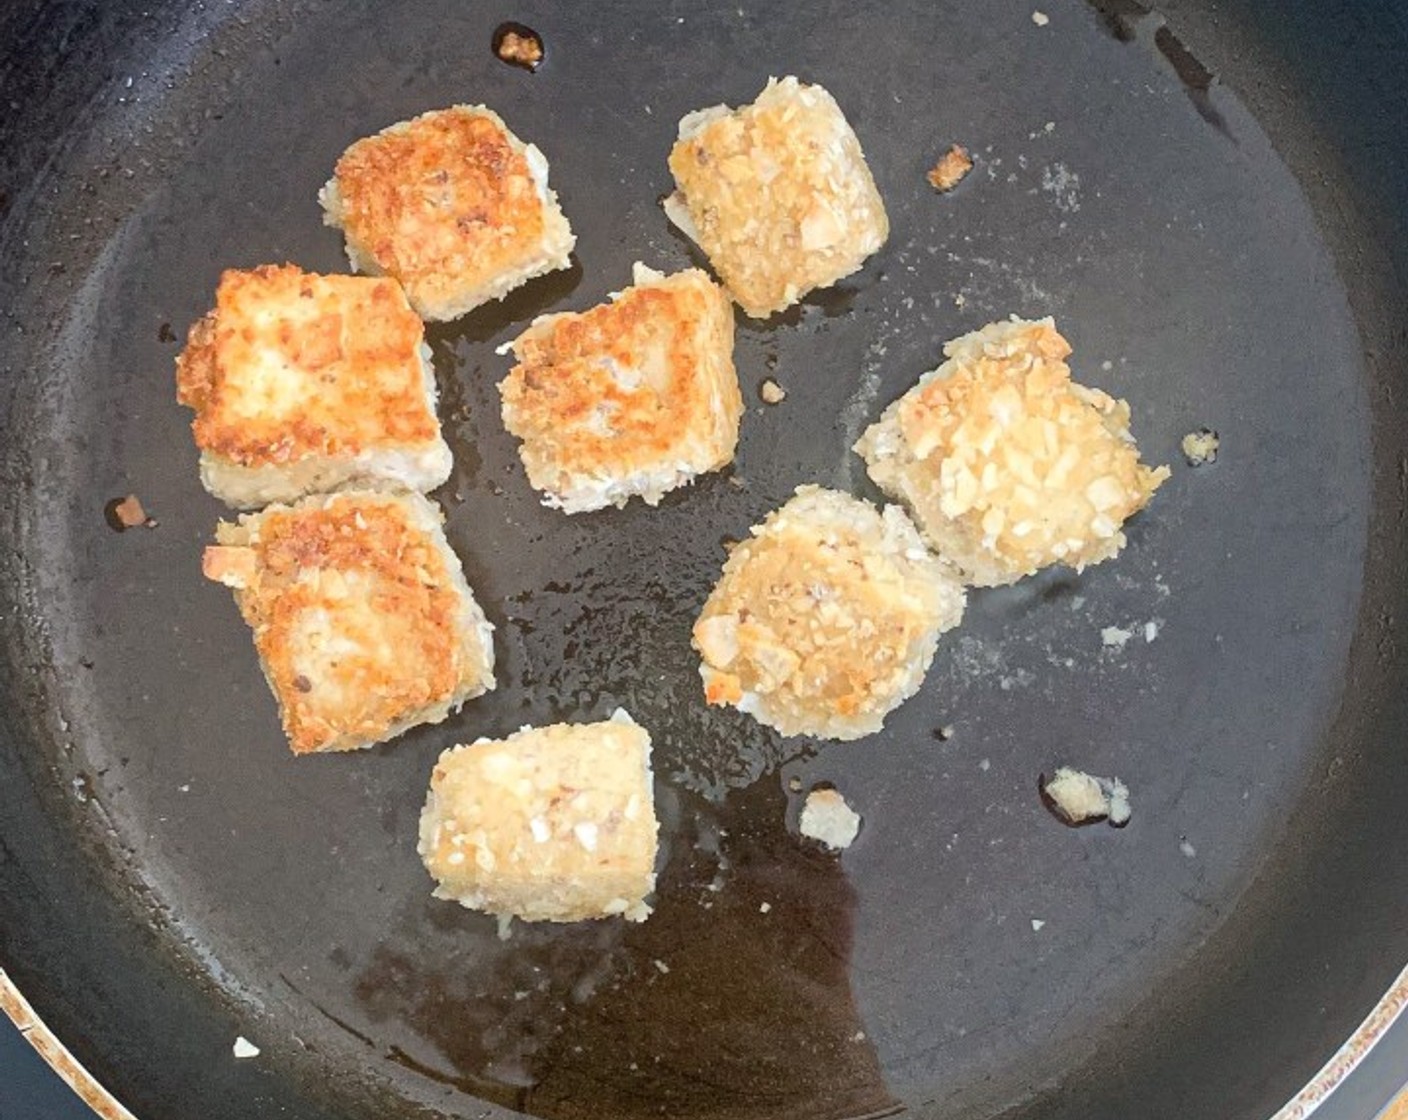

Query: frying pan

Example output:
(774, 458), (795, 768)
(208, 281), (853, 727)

(4, 0), (1408, 1118)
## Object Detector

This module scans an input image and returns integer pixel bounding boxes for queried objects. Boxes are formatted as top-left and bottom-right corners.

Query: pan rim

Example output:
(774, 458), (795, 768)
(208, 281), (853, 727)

(5, 957), (1407, 1120)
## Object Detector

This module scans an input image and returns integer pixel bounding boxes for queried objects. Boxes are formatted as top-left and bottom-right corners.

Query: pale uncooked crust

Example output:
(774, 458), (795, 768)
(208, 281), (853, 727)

(320, 105), (575, 321)
(175, 264), (451, 509)
(203, 490), (495, 754)
(665, 76), (889, 318)
(418, 710), (658, 923)
(693, 485), (966, 741)
(499, 262), (743, 513)
(855, 317), (1170, 587)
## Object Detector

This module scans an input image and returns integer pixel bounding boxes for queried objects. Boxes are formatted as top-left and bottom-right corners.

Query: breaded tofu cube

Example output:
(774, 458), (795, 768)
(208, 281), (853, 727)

(320, 105), (575, 321)
(854, 317), (1171, 587)
(418, 710), (659, 924)
(202, 489), (495, 754)
(498, 262), (743, 513)
(693, 486), (965, 741)
(175, 264), (452, 510)
(664, 76), (889, 319)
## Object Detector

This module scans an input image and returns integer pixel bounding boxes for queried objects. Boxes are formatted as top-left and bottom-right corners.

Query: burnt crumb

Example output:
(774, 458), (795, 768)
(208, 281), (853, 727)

(927, 144), (974, 192)
(157, 321), (177, 343)
(293, 674), (313, 693)
(492, 22), (545, 71)
(105, 494), (157, 532)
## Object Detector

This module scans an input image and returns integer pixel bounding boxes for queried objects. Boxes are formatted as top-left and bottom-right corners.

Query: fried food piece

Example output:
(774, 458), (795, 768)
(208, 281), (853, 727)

(693, 486), (966, 740)
(175, 264), (451, 509)
(499, 262), (742, 513)
(418, 710), (659, 923)
(665, 76), (889, 318)
(855, 317), (1170, 587)
(203, 490), (495, 754)
(320, 105), (575, 321)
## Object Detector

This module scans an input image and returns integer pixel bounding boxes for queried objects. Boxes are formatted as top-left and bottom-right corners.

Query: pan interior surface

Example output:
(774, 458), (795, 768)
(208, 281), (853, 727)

(2, 1), (1403, 1119)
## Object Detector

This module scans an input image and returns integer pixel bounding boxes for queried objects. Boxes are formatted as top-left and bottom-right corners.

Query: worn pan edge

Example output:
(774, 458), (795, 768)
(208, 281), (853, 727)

(6, 957), (1408, 1120)
(0, 968), (137, 1120)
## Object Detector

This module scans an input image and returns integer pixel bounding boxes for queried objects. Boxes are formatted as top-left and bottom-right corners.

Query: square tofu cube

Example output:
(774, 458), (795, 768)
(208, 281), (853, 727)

(498, 262), (743, 513)
(418, 710), (659, 924)
(202, 489), (495, 754)
(693, 486), (965, 741)
(664, 76), (889, 318)
(175, 264), (452, 510)
(320, 105), (576, 321)
(854, 317), (1170, 587)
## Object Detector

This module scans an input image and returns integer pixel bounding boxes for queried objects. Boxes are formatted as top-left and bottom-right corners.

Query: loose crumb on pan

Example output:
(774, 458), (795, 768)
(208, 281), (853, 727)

(927, 144), (974, 192)
(1181, 427), (1220, 466)
(1032, 10), (1051, 25)
(799, 787), (862, 850)
(232, 1037), (260, 1059)
(493, 22), (544, 70)
(1101, 625), (1133, 649)
(106, 494), (156, 531)
(1041, 767), (1131, 827)
(760, 378), (787, 404)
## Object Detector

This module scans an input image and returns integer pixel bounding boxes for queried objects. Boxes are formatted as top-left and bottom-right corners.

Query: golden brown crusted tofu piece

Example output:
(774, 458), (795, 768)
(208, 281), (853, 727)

(693, 486), (965, 741)
(320, 105), (575, 321)
(665, 76), (889, 319)
(203, 490), (495, 755)
(854, 317), (1171, 587)
(175, 264), (451, 509)
(498, 263), (743, 513)
(418, 710), (659, 924)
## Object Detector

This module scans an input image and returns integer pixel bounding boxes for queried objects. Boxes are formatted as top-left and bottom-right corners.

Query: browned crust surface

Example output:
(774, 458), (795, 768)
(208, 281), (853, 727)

(175, 264), (435, 467)
(500, 268), (740, 493)
(329, 107), (557, 311)
(205, 492), (488, 754)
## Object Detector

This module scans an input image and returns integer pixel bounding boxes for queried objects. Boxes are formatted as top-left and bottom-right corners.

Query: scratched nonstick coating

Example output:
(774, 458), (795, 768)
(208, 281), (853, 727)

(3, 1), (1408, 1119)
